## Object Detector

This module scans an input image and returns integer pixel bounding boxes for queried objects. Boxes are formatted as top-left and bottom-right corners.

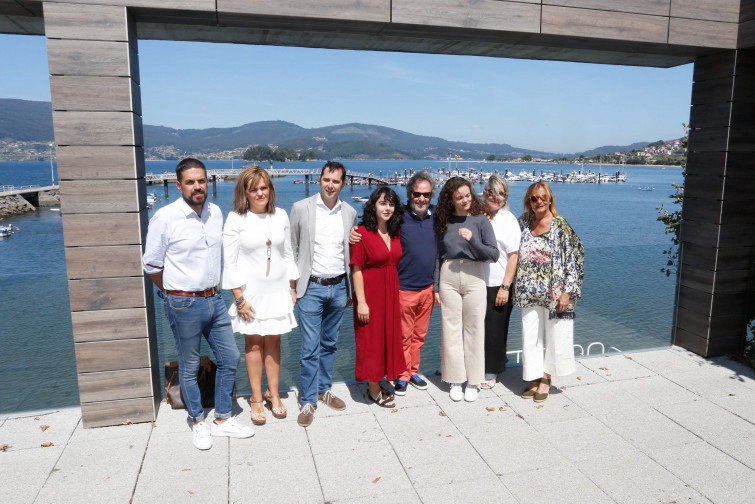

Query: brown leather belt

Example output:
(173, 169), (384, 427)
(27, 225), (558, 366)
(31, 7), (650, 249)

(164, 287), (218, 297)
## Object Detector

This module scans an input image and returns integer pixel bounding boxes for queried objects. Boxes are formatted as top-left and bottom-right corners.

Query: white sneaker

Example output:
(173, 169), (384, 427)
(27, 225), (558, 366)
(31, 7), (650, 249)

(449, 383), (463, 402)
(193, 420), (212, 450)
(464, 384), (479, 402)
(211, 416), (255, 439)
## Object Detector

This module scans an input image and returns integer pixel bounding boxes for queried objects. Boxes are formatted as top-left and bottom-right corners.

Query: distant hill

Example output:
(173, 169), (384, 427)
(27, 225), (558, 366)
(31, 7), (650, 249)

(0, 99), (54, 141)
(575, 142), (650, 157)
(0, 98), (661, 159)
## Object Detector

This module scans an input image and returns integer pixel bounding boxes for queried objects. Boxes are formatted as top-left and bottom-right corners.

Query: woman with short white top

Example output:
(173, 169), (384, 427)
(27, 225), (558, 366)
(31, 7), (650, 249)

(222, 166), (299, 425)
(481, 174), (520, 389)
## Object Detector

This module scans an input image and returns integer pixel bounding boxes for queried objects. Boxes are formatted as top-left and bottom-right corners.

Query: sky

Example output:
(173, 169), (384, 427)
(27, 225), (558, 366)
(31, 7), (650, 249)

(0, 33), (693, 154)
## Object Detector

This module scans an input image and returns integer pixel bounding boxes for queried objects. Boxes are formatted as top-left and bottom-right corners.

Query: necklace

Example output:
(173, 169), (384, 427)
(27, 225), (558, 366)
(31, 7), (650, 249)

(261, 214), (272, 277)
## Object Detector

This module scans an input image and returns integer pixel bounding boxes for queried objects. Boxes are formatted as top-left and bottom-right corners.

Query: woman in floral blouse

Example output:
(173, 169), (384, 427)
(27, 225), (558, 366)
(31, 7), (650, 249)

(514, 182), (584, 403)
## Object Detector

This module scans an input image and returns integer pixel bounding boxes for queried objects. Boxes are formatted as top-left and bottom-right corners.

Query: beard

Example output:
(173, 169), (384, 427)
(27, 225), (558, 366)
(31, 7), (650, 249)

(183, 190), (206, 207)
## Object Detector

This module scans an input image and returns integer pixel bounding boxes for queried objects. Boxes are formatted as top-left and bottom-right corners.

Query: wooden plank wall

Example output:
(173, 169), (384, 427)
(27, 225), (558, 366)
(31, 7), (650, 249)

(44, 1), (160, 428)
(676, 47), (755, 356)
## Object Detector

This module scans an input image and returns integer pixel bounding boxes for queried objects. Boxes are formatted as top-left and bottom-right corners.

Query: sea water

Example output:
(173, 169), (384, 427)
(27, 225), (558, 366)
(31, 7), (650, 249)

(0, 160), (683, 413)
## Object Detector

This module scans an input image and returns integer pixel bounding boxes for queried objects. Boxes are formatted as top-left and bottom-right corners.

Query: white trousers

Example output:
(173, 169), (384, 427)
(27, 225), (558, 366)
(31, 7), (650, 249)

(521, 306), (575, 381)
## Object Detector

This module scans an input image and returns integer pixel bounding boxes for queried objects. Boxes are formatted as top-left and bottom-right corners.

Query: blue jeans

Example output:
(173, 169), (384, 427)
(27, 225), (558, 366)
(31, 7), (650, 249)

(296, 279), (348, 407)
(164, 292), (240, 422)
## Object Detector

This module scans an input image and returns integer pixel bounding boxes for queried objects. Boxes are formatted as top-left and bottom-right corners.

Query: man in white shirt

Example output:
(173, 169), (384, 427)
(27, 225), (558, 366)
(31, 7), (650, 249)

(143, 158), (254, 450)
(290, 161), (357, 427)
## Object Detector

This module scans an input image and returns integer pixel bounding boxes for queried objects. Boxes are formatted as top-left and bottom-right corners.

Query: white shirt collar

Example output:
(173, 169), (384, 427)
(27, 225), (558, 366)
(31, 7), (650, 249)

(316, 193), (342, 213)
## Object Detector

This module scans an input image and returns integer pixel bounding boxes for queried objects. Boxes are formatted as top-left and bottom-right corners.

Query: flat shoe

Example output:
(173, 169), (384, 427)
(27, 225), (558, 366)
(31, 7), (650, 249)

(369, 391), (395, 408)
(534, 377), (551, 403)
(521, 388), (536, 399)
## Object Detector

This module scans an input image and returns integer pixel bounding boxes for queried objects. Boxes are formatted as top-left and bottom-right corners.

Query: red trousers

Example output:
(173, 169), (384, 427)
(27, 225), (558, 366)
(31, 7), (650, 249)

(398, 285), (434, 381)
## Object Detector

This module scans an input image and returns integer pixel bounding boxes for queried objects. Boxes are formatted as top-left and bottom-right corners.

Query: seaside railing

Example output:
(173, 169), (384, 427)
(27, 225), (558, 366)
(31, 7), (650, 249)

(505, 342), (621, 365)
(1, 184), (40, 192)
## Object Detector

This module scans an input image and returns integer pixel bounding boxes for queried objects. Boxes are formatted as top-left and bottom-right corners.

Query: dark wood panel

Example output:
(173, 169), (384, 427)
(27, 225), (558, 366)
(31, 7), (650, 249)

(46, 38), (139, 83)
(730, 102), (755, 125)
(669, 18), (738, 49)
(80, 397), (154, 428)
(393, 0), (540, 32)
(725, 151), (755, 174)
(679, 219), (720, 247)
(50, 76), (141, 114)
(68, 276), (147, 311)
(690, 76), (734, 105)
(733, 75), (755, 104)
(542, 0), (669, 16)
(674, 327), (709, 356)
(65, 244), (144, 279)
(542, 5), (668, 43)
(78, 368), (152, 403)
(43, 3), (130, 42)
(60, 179), (146, 214)
(686, 126), (729, 152)
(670, 0), (740, 23)
(72, 307), (150, 342)
(681, 243), (753, 270)
(682, 197), (753, 224)
(684, 150), (726, 176)
(688, 103), (731, 128)
(682, 174), (724, 200)
(219, 0), (389, 22)
(44, 0), (213, 10)
(693, 51), (735, 82)
(677, 284), (745, 317)
(56, 145), (145, 180)
(75, 338), (150, 373)
(677, 284), (712, 315)
(740, 20), (755, 49)
(728, 126), (755, 151)
(52, 111), (143, 146)
(742, 0), (755, 23)
(676, 307), (745, 336)
(63, 211), (147, 247)
(678, 264), (751, 293)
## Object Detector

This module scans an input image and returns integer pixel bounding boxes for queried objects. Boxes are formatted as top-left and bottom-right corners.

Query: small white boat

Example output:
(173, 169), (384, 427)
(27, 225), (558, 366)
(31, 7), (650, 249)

(147, 192), (160, 204)
(637, 186), (654, 191)
(352, 196), (369, 203)
(0, 224), (18, 237)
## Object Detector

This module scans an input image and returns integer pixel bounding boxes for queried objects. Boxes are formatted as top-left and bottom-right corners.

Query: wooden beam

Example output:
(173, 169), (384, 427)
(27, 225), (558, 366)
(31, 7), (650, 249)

(219, 0), (389, 22)
(668, 18), (738, 49)
(72, 308), (150, 343)
(60, 179), (146, 214)
(78, 368), (153, 403)
(65, 244), (144, 279)
(80, 397), (154, 428)
(63, 211), (147, 247)
(52, 111), (143, 146)
(74, 338), (151, 373)
(670, 0), (740, 23)
(50, 76), (141, 114)
(542, 1), (670, 17)
(541, 5), (668, 43)
(392, 0), (540, 33)
(56, 145), (145, 180)
(47, 39), (139, 83)
(68, 276), (147, 311)
(43, 3), (133, 42)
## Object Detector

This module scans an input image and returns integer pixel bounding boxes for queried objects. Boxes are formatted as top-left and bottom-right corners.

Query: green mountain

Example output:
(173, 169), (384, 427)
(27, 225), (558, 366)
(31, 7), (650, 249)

(0, 98), (657, 159)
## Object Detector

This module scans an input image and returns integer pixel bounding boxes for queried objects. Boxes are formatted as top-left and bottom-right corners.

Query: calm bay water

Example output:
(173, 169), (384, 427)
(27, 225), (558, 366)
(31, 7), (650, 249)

(0, 160), (683, 414)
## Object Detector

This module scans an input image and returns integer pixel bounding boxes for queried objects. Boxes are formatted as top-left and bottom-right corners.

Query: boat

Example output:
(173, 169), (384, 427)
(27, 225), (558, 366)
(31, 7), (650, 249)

(0, 224), (18, 237)
(637, 186), (654, 191)
(352, 196), (369, 203)
(146, 192), (160, 204)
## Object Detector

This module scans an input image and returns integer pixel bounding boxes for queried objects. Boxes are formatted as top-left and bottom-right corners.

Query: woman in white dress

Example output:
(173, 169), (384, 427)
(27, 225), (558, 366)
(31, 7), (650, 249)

(222, 166), (299, 425)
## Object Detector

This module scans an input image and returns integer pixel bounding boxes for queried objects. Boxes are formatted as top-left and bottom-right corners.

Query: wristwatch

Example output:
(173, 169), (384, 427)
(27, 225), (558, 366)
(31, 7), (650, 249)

(501, 284), (510, 291)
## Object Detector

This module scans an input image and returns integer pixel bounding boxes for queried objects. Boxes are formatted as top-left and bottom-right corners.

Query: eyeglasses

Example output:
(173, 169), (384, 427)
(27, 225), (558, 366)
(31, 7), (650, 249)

(485, 192), (505, 200)
(529, 194), (550, 203)
(412, 192), (432, 199)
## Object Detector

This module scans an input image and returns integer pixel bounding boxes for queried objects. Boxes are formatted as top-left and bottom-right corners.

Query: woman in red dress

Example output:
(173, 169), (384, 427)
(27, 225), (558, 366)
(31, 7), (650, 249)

(350, 187), (406, 407)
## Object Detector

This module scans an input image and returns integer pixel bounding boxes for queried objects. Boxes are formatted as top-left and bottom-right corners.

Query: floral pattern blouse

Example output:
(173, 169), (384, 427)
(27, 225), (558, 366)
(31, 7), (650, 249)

(514, 215), (584, 319)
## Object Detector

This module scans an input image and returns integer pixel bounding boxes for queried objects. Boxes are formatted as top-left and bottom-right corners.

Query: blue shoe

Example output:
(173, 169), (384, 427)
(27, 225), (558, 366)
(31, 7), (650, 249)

(393, 380), (408, 396)
(409, 374), (428, 390)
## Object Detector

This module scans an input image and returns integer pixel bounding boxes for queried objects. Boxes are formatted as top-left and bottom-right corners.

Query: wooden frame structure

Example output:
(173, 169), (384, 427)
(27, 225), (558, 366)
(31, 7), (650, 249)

(1, 0), (753, 427)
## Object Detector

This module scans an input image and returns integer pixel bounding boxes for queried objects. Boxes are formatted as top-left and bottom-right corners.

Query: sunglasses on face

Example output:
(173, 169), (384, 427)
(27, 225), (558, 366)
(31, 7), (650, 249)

(412, 192), (432, 199)
(529, 194), (550, 203)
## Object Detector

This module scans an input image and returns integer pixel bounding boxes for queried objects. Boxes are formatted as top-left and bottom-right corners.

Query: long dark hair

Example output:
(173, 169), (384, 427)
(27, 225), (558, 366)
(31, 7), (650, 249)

(434, 177), (485, 235)
(360, 186), (403, 237)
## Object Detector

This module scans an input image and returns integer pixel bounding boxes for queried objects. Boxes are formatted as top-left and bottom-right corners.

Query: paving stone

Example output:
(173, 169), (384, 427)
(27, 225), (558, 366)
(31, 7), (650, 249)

(499, 462), (614, 504)
(376, 404), (458, 442)
(576, 450), (711, 504)
(671, 371), (755, 423)
(229, 453), (321, 504)
(464, 417), (571, 475)
(707, 356), (755, 390)
(598, 407), (701, 456)
(438, 395), (518, 438)
(507, 387), (590, 425)
(37, 434), (148, 504)
(656, 399), (755, 469)
(307, 411), (388, 454)
(652, 441), (755, 504)
(0, 408), (80, 451)
(534, 416), (636, 462)
(131, 431), (229, 504)
(562, 380), (649, 418)
(0, 445), (63, 504)
(311, 383), (372, 418)
(315, 446), (413, 502)
(579, 353), (657, 381)
(416, 474), (518, 503)
(629, 347), (713, 376)
(618, 374), (699, 407)
(330, 489), (422, 503)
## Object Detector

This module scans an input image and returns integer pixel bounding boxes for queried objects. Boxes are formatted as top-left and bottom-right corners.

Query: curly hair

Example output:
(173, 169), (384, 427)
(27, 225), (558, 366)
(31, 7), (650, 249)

(521, 181), (559, 221)
(434, 177), (485, 235)
(232, 165), (276, 215)
(405, 169), (436, 202)
(360, 186), (403, 237)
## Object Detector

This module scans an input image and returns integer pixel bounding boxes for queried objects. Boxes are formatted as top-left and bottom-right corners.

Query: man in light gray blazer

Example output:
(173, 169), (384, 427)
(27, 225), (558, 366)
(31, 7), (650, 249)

(290, 161), (358, 427)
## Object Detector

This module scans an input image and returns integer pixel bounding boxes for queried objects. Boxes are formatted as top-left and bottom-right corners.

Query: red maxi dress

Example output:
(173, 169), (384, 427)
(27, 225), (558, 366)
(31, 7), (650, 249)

(350, 225), (406, 382)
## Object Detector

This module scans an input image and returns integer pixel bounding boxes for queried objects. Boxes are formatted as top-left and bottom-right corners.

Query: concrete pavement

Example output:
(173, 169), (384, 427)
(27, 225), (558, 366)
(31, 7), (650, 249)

(2, 346), (754, 503)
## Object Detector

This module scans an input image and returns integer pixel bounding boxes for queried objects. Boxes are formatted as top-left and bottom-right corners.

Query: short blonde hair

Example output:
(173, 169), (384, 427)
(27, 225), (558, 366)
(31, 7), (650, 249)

(232, 165), (276, 215)
(522, 182), (559, 220)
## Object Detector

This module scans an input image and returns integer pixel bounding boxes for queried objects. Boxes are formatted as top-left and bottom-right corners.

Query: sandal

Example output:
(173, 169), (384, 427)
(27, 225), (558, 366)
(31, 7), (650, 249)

(480, 379), (496, 390)
(369, 391), (395, 408)
(379, 387), (395, 400)
(534, 377), (551, 403)
(250, 400), (266, 425)
(522, 379), (539, 399)
(264, 392), (287, 419)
